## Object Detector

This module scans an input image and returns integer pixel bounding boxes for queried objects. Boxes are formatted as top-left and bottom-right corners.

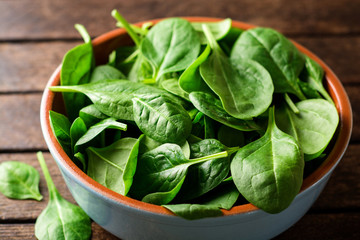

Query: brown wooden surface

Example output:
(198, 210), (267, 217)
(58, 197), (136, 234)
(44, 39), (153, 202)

(0, 0), (359, 239)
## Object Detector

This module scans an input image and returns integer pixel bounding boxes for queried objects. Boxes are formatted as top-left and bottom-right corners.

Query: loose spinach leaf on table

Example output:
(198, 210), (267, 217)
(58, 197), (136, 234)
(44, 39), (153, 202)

(61, 24), (94, 121)
(141, 18), (201, 81)
(231, 107), (304, 214)
(0, 161), (43, 201)
(231, 27), (306, 100)
(200, 25), (274, 119)
(35, 152), (91, 240)
(87, 137), (142, 195)
(49, 110), (72, 157)
(132, 94), (192, 144)
(275, 99), (339, 156)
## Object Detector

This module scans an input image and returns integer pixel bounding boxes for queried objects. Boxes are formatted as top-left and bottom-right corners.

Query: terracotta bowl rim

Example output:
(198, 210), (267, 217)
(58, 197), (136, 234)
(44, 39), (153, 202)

(40, 17), (353, 217)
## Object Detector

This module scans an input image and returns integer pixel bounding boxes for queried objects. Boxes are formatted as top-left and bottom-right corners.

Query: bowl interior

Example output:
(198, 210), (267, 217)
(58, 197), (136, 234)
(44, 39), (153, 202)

(41, 17), (353, 216)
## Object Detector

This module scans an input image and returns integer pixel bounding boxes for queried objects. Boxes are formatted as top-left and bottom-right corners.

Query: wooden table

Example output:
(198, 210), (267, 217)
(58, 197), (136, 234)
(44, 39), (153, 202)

(0, 0), (359, 239)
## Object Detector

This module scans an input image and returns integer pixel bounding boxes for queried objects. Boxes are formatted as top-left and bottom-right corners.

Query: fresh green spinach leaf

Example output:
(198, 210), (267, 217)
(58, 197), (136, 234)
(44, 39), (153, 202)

(0, 161), (43, 201)
(231, 107), (304, 213)
(163, 204), (222, 220)
(49, 110), (72, 157)
(87, 137), (141, 195)
(35, 152), (91, 240)
(191, 18), (232, 44)
(79, 104), (108, 128)
(89, 65), (126, 82)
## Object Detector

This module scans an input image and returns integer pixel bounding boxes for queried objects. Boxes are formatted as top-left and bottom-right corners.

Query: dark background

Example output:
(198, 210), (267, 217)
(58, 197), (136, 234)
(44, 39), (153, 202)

(0, 0), (359, 239)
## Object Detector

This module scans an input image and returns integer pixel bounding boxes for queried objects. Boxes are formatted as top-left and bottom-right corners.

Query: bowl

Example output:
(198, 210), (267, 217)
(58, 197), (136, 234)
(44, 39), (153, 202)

(40, 17), (353, 240)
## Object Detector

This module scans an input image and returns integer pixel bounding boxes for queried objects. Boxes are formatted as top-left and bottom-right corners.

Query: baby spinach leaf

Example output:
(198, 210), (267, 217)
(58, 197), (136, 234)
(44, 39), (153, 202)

(163, 204), (222, 220)
(49, 110), (72, 157)
(231, 27), (306, 100)
(89, 65), (126, 82)
(61, 24), (94, 121)
(275, 99), (339, 155)
(176, 139), (231, 201)
(161, 78), (190, 101)
(132, 94), (192, 144)
(178, 45), (213, 94)
(128, 54), (154, 82)
(79, 104), (108, 128)
(0, 161), (43, 201)
(35, 152), (91, 240)
(75, 118), (127, 148)
(189, 92), (261, 131)
(303, 56), (333, 103)
(298, 79), (322, 99)
(200, 183), (240, 210)
(141, 18), (201, 80)
(130, 143), (229, 203)
(200, 25), (274, 119)
(231, 107), (304, 214)
(87, 137), (141, 195)
(191, 18), (232, 44)
(50, 80), (184, 121)
(70, 117), (87, 153)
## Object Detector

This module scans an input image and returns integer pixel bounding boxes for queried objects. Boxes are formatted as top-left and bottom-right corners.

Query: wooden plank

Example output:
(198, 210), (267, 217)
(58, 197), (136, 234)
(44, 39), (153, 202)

(0, 222), (119, 240)
(0, 0), (359, 40)
(0, 94), (44, 150)
(275, 212), (360, 240)
(1, 36), (359, 93)
(0, 213), (359, 240)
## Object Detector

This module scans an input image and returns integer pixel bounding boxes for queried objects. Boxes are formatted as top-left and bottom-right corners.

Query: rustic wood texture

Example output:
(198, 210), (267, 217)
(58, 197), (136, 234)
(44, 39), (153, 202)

(0, 0), (359, 239)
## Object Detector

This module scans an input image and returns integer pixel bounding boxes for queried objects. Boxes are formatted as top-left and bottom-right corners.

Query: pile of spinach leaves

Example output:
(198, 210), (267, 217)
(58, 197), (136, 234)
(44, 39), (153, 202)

(49, 10), (339, 219)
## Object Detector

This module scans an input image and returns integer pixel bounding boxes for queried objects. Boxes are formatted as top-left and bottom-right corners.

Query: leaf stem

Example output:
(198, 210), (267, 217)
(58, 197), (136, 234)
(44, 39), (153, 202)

(111, 9), (141, 47)
(284, 93), (300, 114)
(36, 152), (57, 199)
(74, 24), (91, 44)
(190, 150), (229, 163)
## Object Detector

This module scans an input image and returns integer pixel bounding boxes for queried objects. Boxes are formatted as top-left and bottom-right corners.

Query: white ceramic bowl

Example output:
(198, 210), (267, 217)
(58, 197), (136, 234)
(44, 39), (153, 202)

(40, 17), (353, 240)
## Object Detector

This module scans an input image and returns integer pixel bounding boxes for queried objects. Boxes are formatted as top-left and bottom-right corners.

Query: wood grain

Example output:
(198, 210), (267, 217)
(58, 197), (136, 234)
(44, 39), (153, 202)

(0, 36), (359, 93)
(0, 0), (359, 40)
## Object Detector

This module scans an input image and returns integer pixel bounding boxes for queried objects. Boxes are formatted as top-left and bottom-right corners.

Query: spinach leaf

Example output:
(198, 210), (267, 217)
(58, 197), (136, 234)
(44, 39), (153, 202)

(176, 139), (232, 201)
(297, 79), (322, 99)
(178, 45), (213, 94)
(61, 24), (94, 121)
(231, 27), (306, 100)
(191, 18), (232, 44)
(200, 183), (240, 210)
(189, 91), (261, 131)
(163, 204), (222, 220)
(75, 118), (127, 148)
(79, 104), (108, 128)
(130, 143), (229, 204)
(70, 117), (87, 154)
(275, 99), (339, 155)
(161, 78), (190, 101)
(132, 94), (192, 144)
(303, 56), (333, 103)
(50, 80), (185, 121)
(89, 65), (126, 82)
(200, 25), (274, 119)
(0, 161), (43, 201)
(141, 18), (201, 81)
(231, 107), (304, 214)
(87, 137), (141, 195)
(35, 152), (91, 240)
(128, 54), (153, 82)
(49, 110), (72, 157)
(108, 46), (138, 75)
